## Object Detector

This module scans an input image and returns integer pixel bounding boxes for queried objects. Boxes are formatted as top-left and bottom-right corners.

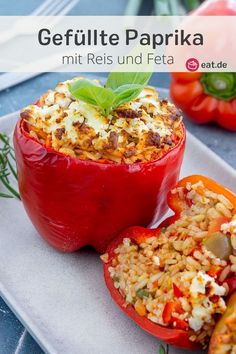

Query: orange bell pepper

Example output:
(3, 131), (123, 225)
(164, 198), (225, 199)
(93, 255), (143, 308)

(209, 291), (236, 354)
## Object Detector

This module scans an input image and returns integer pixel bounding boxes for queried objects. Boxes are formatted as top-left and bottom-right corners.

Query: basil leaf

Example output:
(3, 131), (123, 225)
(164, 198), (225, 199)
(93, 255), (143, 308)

(69, 79), (116, 115)
(106, 72), (152, 91)
(113, 84), (144, 108)
(69, 72), (152, 116)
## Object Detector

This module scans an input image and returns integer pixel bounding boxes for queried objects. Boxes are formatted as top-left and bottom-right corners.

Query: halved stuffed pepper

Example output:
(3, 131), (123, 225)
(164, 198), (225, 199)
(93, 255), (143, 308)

(209, 291), (236, 354)
(13, 74), (185, 253)
(102, 175), (236, 348)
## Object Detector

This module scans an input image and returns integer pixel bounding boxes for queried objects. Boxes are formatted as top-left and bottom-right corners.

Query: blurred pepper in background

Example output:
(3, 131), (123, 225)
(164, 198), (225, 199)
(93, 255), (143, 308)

(170, 0), (236, 131)
(171, 72), (236, 131)
(126, 0), (236, 131)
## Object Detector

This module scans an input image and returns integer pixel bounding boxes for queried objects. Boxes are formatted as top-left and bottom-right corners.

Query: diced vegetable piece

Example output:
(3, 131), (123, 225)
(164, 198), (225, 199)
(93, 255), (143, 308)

(162, 302), (173, 324)
(173, 283), (183, 297)
(136, 289), (149, 298)
(171, 317), (189, 330)
(225, 277), (236, 295)
(134, 300), (147, 316)
(207, 265), (222, 278)
(208, 216), (230, 234)
(113, 276), (119, 282)
(204, 232), (233, 260)
(162, 301), (182, 324)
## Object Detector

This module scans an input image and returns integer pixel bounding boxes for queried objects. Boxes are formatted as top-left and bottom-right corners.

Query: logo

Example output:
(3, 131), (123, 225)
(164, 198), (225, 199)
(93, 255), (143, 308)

(186, 58), (199, 72)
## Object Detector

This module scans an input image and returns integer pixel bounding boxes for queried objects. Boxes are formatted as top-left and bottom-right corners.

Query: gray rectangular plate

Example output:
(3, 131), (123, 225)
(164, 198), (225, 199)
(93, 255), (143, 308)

(0, 100), (236, 354)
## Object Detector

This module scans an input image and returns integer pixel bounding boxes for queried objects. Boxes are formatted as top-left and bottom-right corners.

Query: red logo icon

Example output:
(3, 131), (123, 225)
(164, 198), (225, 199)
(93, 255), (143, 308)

(186, 58), (200, 72)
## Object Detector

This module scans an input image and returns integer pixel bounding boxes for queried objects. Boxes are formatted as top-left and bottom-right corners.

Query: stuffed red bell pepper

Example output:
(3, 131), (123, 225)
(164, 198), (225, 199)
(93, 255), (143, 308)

(13, 75), (185, 253)
(102, 175), (236, 349)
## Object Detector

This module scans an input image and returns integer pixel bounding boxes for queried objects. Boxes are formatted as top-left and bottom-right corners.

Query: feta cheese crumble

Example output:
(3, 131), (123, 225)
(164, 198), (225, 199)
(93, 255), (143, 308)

(21, 77), (183, 163)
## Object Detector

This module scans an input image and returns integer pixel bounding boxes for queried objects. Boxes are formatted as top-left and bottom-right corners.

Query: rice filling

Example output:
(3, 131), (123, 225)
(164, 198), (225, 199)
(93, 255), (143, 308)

(104, 180), (236, 347)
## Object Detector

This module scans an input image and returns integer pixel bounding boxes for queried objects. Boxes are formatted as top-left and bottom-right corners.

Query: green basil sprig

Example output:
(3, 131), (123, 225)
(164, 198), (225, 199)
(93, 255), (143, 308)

(69, 72), (152, 116)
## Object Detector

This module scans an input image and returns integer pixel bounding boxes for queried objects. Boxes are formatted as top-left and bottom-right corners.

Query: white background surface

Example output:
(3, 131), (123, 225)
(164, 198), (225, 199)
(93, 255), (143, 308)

(0, 111), (235, 354)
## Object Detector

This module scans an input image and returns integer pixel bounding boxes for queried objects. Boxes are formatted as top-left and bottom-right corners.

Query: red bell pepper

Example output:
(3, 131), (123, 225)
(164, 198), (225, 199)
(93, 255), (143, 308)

(13, 117), (185, 253)
(192, 0), (236, 16)
(170, 0), (236, 131)
(103, 175), (236, 349)
(170, 72), (236, 131)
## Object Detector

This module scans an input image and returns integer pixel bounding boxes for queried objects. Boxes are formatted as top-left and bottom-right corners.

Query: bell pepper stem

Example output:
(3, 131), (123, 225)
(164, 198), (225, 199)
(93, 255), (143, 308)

(201, 73), (236, 101)
(183, 0), (200, 11)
